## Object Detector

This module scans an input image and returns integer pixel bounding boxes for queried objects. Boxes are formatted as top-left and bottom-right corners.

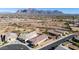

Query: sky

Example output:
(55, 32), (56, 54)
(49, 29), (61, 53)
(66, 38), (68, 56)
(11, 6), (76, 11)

(0, 8), (79, 14)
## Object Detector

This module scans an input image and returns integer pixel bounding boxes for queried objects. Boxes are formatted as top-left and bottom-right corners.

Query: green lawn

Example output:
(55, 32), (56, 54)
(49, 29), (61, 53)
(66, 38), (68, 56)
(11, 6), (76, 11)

(62, 41), (69, 46)
(69, 39), (79, 46)
(0, 41), (8, 46)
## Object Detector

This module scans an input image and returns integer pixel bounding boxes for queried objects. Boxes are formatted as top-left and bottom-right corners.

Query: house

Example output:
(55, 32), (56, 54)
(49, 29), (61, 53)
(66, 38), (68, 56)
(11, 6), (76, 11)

(5, 32), (18, 42)
(27, 34), (48, 47)
(68, 44), (79, 50)
(69, 23), (79, 27)
(55, 29), (69, 36)
(48, 30), (61, 36)
(48, 29), (69, 37)
(71, 27), (79, 31)
(48, 30), (61, 39)
(18, 31), (38, 43)
(74, 23), (79, 27)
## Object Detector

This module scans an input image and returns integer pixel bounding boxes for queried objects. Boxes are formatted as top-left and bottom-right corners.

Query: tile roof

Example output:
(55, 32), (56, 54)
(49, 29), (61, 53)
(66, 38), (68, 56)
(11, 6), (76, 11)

(48, 30), (61, 35)
(19, 31), (38, 40)
(29, 34), (48, 45)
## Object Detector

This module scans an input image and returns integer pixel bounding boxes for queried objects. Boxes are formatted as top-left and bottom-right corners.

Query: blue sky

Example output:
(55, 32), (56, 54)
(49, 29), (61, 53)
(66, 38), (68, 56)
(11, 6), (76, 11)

(0, 8), (79, 14)
(36, 8), (79, 14)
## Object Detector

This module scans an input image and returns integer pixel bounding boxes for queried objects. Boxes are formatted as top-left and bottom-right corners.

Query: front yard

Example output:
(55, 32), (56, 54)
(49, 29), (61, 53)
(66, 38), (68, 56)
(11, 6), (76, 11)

(0, 41), (8, 46)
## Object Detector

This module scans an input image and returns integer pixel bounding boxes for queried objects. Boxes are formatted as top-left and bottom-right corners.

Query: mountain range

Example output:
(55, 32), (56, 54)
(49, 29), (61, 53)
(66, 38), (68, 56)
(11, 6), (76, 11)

(16, 8), (64, 16)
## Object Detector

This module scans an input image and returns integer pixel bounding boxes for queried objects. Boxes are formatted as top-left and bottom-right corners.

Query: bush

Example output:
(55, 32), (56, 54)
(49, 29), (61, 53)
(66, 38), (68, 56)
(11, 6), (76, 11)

(2, 41), (7, 45)
(72, 37), (79, 43)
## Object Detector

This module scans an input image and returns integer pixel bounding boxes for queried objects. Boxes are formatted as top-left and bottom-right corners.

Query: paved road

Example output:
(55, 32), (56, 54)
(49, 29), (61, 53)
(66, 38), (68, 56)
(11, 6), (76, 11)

(0, 40), (30, 50)
(0, 44), (29, 50)
(38, 34), (75, 50)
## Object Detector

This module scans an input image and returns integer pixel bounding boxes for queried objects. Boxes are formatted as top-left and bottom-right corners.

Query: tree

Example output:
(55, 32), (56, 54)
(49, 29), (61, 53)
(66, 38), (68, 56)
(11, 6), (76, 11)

(64, 22), (72, 31)
(43, 28), (48, 34)
(72, 16), (75, 25)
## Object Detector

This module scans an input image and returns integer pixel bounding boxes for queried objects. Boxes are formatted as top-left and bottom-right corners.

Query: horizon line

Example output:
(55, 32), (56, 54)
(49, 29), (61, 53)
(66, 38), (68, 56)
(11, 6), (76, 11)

(0, 8), (78, 14)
